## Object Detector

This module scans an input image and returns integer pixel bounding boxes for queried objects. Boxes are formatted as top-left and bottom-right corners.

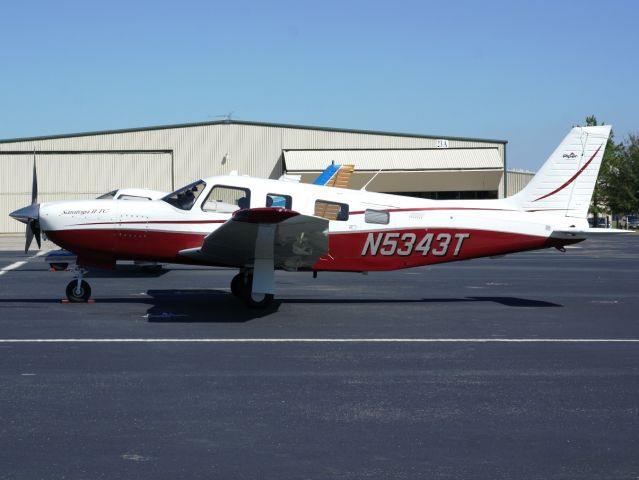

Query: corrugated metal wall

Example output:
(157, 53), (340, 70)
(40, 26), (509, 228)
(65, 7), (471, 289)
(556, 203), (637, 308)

(504, 170), (535, 197)
(0, 152), (172, 233)
(0, 122), (506, 233)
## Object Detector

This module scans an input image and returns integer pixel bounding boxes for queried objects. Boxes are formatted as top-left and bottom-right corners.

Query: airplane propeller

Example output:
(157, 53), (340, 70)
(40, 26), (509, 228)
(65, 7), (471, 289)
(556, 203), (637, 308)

(9, 157), (41, 253)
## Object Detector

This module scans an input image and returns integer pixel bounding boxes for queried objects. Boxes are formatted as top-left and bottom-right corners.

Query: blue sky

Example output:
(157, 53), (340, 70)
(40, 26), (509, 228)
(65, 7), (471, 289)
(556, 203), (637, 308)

(1, 0), (637, 170)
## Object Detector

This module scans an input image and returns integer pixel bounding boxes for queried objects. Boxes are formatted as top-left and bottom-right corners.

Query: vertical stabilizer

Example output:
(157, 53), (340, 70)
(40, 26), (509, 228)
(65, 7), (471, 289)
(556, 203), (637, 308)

(508, 126), (611, 219)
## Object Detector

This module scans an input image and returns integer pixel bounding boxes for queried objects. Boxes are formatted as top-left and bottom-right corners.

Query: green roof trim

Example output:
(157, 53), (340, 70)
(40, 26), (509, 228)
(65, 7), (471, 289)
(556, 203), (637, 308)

(0, 119), (507, 145)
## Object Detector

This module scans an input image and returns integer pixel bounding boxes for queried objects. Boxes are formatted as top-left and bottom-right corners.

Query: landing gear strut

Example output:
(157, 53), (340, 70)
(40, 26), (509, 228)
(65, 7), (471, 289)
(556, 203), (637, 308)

(230, 270), (274, 308)
(65, 266), (91, 302)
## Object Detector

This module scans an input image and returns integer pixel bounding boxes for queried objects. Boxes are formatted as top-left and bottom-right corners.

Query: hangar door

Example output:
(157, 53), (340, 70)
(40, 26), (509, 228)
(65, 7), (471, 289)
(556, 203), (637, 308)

(283, 148), (504, 196)
(0, 151), (173, 233)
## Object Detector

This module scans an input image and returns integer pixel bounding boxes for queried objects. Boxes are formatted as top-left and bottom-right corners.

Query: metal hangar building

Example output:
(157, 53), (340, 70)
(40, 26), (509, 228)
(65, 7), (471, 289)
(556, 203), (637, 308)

(0, 120), (519, 234)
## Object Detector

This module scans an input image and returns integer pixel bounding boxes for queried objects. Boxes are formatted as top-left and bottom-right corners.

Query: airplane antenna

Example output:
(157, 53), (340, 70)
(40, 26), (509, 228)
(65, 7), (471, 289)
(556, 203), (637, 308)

(360, 168), (383, 191)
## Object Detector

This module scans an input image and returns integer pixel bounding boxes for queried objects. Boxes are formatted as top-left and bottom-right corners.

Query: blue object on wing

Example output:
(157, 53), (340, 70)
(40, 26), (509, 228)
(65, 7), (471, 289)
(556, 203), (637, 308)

(313, 164), (341, 185)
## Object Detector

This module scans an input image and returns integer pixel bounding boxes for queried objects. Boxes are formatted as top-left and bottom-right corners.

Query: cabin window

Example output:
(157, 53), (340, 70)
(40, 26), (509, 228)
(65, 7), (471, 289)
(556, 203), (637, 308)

(315, 200), (349, 221)
(365, 209), (389, 225)
(202, 185), (251, 213)
(266, 193), (292, 209)
(162, 180), (206, 210)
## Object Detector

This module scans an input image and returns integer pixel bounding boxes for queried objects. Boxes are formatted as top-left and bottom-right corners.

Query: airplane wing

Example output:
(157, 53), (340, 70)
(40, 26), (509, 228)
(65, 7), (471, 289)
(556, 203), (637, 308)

(179, 208), (329, 295)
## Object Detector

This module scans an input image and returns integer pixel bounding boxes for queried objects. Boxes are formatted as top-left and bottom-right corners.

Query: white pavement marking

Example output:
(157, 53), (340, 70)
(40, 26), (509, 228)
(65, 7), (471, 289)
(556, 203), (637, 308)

(1, 338), (639, 343)
(0, 261), (27, 277)
(0, 249), (52, 276)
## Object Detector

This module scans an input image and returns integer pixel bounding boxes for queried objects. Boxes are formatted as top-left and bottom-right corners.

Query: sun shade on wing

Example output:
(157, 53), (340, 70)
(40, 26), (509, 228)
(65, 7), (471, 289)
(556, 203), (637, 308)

(178, 208), (329, 271)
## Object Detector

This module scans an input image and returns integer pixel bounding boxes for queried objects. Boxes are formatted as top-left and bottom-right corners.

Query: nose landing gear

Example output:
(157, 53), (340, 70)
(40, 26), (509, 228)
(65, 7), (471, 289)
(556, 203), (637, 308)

(65, 266), (92, 302)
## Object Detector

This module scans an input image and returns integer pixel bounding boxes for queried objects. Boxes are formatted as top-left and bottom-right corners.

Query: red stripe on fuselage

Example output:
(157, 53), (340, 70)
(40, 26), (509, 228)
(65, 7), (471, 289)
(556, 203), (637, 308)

(45, 226), (581, 271)
(70, 219), (227, 226)
(46, 229), (208, 263)
(312, 228), (577, 272)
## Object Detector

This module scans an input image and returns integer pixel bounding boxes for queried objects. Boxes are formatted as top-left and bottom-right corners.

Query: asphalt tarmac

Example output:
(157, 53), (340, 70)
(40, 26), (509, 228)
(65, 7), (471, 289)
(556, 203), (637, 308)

(1, 235), (638, 479)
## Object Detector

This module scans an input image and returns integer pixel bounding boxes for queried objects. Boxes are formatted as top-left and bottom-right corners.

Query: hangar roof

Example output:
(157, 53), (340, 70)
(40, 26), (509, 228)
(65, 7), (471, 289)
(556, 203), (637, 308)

(283, 148), (503, 172)
(0, 120), (507, 146)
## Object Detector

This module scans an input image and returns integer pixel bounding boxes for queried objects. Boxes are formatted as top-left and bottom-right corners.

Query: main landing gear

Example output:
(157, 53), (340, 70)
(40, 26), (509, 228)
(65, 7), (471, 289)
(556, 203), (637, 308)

(230, 270), (274, 308)
(65, 266), (92, 302)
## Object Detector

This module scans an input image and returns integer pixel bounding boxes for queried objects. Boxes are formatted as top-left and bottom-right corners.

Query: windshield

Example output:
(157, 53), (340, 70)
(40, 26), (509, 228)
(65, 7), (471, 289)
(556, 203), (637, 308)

(97, 190), (118, 199)
(162, 180), (206, 210)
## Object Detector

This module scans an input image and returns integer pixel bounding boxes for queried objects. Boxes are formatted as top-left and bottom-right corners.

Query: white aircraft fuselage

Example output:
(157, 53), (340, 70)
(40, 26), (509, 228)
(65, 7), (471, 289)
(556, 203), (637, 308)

(10, 125), (616, 306)
(40, 175), (575, 271)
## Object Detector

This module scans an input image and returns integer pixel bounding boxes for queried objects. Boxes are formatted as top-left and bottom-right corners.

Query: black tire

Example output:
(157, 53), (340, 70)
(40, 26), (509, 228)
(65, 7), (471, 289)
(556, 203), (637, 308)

(230, 273), (245, 299)
(241, 273), (274, 308)
(65, 280), (92, 303)
(50, 263), (69, 271)
(244, 292), (274, 308)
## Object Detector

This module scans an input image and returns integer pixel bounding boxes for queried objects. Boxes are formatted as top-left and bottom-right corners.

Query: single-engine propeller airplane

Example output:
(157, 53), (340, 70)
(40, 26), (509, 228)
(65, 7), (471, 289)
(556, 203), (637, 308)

(10, 125), (624, 307)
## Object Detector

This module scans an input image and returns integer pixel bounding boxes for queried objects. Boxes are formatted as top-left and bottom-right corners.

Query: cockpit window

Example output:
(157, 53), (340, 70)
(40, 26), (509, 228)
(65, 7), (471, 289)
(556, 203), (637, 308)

(97, 190), (118, 200)
(118, 195), (153, 201)
(162, 180), (206, 210)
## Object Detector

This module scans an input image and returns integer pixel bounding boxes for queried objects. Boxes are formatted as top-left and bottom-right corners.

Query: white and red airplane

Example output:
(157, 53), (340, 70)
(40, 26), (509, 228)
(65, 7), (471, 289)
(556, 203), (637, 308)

(10, 125), (621, 307)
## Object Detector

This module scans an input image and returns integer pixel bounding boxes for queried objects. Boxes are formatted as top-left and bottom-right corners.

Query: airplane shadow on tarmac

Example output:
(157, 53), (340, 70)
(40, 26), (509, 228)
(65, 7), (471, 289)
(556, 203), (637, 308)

(0, 291), (561, 323)
(143, 289), (281, 322)
(284, 297), (561, 308)
(141, 292), (561, 323)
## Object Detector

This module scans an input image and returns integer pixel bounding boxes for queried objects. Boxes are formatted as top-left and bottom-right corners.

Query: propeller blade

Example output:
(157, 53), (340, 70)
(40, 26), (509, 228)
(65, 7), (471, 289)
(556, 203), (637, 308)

(31, 157), (38, 205)
(25, 225), (34, 254)
(30, 219), (41, 249)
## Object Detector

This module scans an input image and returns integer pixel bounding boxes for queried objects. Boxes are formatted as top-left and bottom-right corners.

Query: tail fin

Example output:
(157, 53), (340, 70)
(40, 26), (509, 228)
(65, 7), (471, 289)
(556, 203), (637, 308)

(508, 125), (611, 219)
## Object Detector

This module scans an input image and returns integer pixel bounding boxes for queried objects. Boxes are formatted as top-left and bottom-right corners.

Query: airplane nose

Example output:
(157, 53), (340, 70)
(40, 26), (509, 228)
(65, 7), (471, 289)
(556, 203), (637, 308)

(9, 203), (41, 252)
(9, 203), (40, 225)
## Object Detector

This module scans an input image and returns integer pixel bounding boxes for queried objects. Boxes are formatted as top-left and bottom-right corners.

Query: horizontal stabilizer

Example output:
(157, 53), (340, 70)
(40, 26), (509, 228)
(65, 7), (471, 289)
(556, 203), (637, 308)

(551, 228), (634, 241)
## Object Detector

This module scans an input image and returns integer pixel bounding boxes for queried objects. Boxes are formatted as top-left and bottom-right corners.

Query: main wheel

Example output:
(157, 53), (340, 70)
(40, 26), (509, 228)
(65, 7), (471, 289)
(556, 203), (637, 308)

(50, 262), (69, 271)
(241, 273), (274, 308)
(244, 292), (274, 308)
(230, 273), (245, 299)
(65, 280), (92, 303)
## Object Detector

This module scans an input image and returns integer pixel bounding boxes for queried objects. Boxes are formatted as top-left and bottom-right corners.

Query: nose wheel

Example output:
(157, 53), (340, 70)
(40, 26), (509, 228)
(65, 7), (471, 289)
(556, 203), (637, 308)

(65, 279), (92, 302)
(65, 266), (92, 302)
(230, 271), (274, 308)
